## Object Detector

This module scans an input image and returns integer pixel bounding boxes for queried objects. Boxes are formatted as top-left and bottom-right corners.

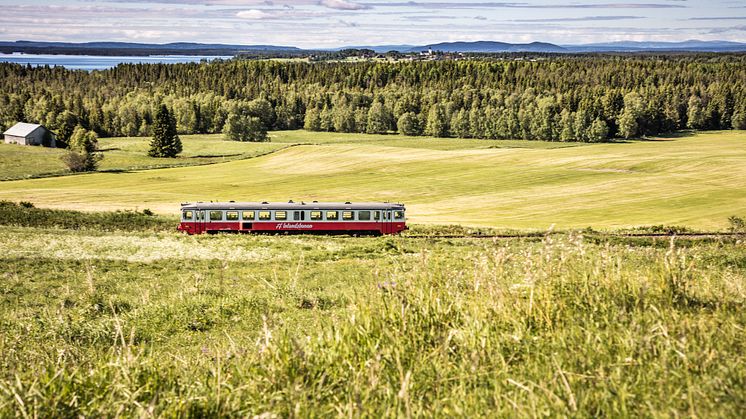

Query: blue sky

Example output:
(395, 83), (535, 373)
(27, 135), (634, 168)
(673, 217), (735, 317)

(1, 0), (745, 47)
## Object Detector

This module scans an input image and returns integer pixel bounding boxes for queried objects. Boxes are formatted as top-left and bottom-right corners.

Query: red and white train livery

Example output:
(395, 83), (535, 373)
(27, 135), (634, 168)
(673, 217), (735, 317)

(178, 201), (407, 235)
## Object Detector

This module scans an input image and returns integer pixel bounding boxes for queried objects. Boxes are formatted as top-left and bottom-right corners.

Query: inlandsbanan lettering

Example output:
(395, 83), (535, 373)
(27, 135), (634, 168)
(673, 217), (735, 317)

(276, 223), (313, 229)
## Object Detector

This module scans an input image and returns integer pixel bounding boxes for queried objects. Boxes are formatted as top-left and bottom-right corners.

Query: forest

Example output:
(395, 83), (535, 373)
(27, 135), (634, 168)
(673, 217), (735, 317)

(1, 54), (745, 145)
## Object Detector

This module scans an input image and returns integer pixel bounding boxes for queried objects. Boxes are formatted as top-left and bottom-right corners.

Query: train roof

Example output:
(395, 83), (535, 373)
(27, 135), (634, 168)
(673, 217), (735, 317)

(181, 201), (405, 211)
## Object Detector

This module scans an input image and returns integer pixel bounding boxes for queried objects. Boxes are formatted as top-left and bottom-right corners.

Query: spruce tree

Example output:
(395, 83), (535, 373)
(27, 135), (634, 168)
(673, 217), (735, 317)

(148, 105), (182, 158)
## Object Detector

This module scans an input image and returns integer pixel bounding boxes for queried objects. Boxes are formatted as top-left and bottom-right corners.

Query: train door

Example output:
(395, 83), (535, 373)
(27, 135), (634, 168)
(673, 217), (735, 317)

(383, 210), (393, 235)
(196, 210), (206, 234)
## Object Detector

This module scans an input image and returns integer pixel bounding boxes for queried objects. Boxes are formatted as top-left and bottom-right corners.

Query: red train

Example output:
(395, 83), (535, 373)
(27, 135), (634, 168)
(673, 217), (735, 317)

(178, 201), (407, 235)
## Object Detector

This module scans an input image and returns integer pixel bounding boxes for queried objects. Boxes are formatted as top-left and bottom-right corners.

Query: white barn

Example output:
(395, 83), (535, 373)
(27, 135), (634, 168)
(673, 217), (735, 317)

(3, 122), (56, 147)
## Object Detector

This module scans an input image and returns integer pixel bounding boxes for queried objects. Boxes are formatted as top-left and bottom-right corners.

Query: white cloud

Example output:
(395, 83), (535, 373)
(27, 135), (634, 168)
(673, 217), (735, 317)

(319, 0), (368, 11)
(236, 9), (274, 19)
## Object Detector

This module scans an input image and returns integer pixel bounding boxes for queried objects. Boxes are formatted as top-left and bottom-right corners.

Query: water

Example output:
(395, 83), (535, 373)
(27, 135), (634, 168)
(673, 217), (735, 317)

(0, 53), (233, 71)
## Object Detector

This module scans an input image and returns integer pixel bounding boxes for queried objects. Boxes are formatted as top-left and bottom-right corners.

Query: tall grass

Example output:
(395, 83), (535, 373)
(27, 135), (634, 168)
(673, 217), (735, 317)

(0, 201), (174, 231)
(0, 225), (744, 416)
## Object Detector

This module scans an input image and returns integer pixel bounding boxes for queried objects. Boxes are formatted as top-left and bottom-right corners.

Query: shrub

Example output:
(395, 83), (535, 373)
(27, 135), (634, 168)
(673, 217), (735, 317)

(62, 126), (102, 172)
(728, 216), (745, 234)
(61, 150), (101, 172)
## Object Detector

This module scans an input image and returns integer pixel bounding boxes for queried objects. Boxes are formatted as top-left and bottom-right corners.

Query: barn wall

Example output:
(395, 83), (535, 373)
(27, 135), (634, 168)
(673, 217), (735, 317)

(4, 135), (27, 145)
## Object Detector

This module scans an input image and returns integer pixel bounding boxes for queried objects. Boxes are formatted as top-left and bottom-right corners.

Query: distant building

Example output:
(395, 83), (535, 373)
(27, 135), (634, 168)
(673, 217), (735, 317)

(3, 122), (56, 147)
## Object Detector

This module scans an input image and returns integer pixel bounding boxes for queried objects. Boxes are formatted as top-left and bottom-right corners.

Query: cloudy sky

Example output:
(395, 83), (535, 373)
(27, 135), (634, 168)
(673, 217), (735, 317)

(1, 0), (745, 48)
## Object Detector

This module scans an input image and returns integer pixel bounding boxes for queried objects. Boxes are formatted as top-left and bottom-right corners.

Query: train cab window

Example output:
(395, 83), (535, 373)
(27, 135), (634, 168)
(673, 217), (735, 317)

(358, 211), (371, 221)
(243, 211), (255, 221)
(326, 211), (339, 220)
(343, 211), (354, 221)
(395, 211), (405, 220)
(259, 211), (271, 220)
(183, 211), (193, 221)
(209, 211), (223, 221)
(374, 211), (380, 221)
(226, 211), (239, 221)
(275, 211), (287, 221)
(310, 211), (323, 220)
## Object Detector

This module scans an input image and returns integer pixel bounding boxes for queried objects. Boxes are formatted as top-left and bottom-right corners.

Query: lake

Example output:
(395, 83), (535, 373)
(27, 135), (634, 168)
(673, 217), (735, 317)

(0, 53), (233, 71)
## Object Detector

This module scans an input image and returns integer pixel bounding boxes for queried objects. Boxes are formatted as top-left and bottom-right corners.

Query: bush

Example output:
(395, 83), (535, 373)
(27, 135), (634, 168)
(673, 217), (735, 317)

(728, 216), (745, 234)
(61, 150), (101, 172)
(62, 126), (102, 172)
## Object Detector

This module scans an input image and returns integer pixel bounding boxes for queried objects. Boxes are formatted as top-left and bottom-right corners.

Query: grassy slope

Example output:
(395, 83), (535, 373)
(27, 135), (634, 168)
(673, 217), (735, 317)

(1, 221), (744, 416)
(0, 133), (289, 180)
(0, 131), (584, 181)
(0, 130), (744, 229)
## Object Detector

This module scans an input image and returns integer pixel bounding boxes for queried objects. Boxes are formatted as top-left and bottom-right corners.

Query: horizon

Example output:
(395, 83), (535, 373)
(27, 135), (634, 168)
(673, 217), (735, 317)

(0, 1), (745, 48)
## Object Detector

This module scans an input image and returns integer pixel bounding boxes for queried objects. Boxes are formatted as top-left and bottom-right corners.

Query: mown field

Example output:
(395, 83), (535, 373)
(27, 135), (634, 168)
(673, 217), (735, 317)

(0, 204), (744, 416)
(0, 130), (744, 229)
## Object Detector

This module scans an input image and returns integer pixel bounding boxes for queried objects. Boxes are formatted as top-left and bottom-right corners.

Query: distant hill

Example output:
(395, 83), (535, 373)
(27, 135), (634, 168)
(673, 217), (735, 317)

(344, 39), (746, 54)
(406, 41), (567, 53)
(565, 40), (746, 53)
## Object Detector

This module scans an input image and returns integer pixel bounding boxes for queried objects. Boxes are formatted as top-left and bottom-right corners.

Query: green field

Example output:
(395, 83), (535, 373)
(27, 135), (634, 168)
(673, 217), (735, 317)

(0, 130), (744, 230)
(0, 134), (291, 180)
(0, 204), (744, 416)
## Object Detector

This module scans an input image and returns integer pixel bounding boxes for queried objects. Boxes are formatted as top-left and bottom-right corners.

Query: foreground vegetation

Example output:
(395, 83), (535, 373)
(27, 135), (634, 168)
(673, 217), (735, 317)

(1, 56), (745, 144)
(1, 130), (744, 229)
(0, 205), (744, 416)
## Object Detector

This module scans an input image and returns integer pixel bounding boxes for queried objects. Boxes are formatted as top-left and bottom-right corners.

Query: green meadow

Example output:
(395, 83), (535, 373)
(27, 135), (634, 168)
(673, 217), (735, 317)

(0, 130), (744, 230)
(0, 204), (744, 416)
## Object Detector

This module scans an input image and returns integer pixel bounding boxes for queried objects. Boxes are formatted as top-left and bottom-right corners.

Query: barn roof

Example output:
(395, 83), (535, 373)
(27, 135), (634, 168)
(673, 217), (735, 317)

(3, 122), (47, 137)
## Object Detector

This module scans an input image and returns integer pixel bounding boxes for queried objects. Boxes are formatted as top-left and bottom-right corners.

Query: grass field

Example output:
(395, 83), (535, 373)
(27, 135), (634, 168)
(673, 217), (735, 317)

(0, 130), (744, 229)
(0, 134), (290, 180)
(0, 131), (576, 181)
(0, 205), (744, 416)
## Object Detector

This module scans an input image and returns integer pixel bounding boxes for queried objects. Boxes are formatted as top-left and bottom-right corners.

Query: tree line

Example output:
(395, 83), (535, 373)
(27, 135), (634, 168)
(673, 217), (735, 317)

(1, 55), (745, 144)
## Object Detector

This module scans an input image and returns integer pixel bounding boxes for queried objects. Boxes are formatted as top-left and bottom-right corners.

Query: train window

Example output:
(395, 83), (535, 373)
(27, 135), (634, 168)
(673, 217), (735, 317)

(196, 211), (204, 221)
(243, 211), (255, 221)
(326, 211), (339, 220)
(395, 211), (405, 220)
(374, 211), (380, 221)
(275, 211), (287, 221)
(226, 211), (239, 221)
(343, 211), (354, 220)
(358, 211), (371, 221)
(183, 211), (193, 220)
(310, 211), (322, 220)
(259, 211), (271, 220)
(293, 211), (305, 221)
(209, 211), (223, 221)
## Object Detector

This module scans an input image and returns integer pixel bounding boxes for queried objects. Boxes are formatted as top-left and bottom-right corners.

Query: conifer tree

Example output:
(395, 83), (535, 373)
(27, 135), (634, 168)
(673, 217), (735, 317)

(148, 105), (182, 158)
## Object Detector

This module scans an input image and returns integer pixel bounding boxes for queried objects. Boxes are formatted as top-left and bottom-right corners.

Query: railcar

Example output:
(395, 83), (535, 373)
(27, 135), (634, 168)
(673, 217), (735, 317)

(178, 201), (407, 235)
